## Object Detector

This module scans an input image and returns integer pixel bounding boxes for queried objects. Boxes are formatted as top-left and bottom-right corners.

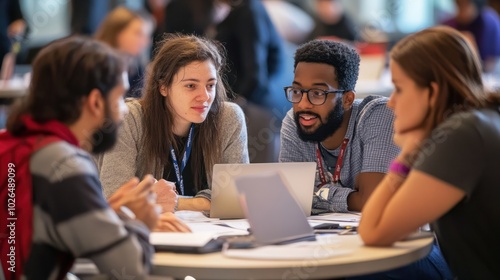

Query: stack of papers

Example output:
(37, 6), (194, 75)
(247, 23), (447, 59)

(308, 212), (360, 227)
(223, 235), (352, 260)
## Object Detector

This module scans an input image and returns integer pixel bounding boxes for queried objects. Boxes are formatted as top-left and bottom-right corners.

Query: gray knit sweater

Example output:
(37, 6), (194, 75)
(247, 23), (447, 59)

(95, 100), (249, 199)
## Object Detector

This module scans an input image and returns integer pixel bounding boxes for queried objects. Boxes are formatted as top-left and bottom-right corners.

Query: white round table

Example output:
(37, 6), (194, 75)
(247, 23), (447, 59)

(152, 235), (434, 279)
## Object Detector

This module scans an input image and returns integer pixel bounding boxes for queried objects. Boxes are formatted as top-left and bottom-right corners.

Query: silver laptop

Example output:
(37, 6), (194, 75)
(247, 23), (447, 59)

(210, 162), (316, 219)
(234, 172), (315, 245)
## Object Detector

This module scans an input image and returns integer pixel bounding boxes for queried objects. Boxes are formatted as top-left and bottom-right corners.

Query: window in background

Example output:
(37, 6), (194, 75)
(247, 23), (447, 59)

(340, 0), (447, 36)
(21, 0), (70, 42)
(394, 0), (433, 33)
(20, 0), (70, 64)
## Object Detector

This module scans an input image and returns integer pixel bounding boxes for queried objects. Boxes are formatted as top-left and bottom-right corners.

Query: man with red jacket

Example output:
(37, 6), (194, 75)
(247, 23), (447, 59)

(0, 37), (160, 279)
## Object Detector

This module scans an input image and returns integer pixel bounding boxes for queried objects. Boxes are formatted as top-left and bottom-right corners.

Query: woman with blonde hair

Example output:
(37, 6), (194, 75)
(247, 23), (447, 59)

(359, 26), (500, 279)
(96, 34), (249, 212)
(95, 6), (154, 97)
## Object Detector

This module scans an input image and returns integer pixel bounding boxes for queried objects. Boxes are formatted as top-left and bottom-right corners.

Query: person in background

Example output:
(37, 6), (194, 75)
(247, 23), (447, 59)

(162, 0), (214, 36)
(214, 0), (290, 163)
(70, 0), (110, 36)
(280, 39), (453, 279)
(213, 0), (286, 109)
(95, 34), (249, 213)
(308, 0), (359, 42)
(0, 36), (184, 279)
(145, 0), (170, 40)
(95, 6), (154, 98)
(0, 0), (26, 66)
(359, 26), (500, 279)
(443, 0), (500, 72)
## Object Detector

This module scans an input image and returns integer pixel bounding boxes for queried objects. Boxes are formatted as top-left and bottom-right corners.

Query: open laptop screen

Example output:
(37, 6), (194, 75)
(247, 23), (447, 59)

(210, 162), (316, 219)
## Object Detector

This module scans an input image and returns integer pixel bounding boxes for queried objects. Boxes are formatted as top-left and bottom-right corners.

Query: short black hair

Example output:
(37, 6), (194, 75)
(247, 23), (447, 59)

(294, 40), (360, 91)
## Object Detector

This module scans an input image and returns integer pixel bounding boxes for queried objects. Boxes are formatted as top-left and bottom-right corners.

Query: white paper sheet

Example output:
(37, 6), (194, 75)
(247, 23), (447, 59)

(187, 222), (248, 236)
(213, 220), (250, 231)
(223, 238), (351, 260)
(174, 210), (218, 222)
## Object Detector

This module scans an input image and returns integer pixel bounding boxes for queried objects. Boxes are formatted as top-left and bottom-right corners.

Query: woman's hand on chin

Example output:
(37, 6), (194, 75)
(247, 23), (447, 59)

(394, 129), (430, 164)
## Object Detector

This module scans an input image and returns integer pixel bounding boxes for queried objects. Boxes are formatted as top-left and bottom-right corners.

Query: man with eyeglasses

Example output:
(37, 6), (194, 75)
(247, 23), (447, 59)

(279, 39), (454, 280)
(280, 39), (398, 214)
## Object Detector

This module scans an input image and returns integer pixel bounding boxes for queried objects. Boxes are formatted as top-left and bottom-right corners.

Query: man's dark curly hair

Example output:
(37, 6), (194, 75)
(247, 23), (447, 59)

(294, 40), (360, 91)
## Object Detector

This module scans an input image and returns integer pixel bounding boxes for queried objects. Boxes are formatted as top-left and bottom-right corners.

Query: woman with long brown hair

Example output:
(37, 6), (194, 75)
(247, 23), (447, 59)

(95, 6), (154, 98)
(96, 34), (249, 212)
(358, 26), (500, 279)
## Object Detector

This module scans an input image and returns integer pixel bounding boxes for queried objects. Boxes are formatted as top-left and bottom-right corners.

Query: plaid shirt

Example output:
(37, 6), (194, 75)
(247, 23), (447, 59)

(279, 96), (399, 213)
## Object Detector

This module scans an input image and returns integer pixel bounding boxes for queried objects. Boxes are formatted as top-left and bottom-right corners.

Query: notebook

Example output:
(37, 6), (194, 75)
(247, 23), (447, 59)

(233, 172), (316, 245)
(210, 162), (316, 219)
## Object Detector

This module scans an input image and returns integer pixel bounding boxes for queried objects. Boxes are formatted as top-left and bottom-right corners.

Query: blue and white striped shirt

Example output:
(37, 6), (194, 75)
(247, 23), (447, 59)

(279, 96), (399, 213)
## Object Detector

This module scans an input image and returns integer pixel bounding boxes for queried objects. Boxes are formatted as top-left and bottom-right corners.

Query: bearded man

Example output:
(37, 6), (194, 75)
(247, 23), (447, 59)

(0, 37), (189, 279)
(280, 39), (398, 214)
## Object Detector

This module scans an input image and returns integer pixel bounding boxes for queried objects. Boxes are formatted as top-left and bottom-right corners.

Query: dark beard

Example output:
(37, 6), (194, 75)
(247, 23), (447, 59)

(294, 100), (344, 142)
(91, 110), (119, 154)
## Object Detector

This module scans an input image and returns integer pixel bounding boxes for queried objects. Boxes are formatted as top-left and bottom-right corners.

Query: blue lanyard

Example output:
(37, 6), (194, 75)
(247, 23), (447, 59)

(170, 124), (194, 195)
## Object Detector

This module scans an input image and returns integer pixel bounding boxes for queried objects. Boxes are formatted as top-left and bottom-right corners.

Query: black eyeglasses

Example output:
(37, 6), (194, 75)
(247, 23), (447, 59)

(284, 86), (346, 105)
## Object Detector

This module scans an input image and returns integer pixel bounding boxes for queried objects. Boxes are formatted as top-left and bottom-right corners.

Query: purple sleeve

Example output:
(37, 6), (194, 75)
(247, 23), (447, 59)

(479, 8), (500, 59)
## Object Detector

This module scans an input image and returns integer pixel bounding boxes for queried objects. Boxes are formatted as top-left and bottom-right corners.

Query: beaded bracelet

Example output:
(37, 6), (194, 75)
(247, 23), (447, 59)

(389, 160), (411, 178)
